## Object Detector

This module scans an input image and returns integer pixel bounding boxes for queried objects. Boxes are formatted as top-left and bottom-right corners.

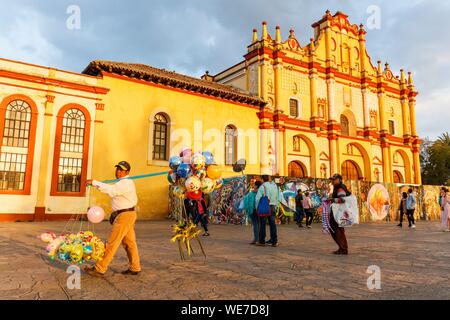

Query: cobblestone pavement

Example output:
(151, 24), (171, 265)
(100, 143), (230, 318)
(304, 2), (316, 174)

(0, 220), (449, 300)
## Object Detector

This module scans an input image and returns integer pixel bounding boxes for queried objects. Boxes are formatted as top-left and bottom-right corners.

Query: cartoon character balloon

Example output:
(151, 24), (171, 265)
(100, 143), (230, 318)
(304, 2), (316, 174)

(202, 151), (215, 166)
(201, 178), (215, 194)
(169, 156), (182, 170)
(185, 176), (201, 192)
(177, 163), (191, 178)
(191, 153), (206, 170)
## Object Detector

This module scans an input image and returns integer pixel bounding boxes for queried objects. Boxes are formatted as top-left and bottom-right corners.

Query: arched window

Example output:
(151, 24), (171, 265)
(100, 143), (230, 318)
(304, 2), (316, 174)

(225, 125), (237, 165)
(288, 161), (307, 178)
(0, 97), (37, 193)
(289, 99), (299, 118)
(341, 160), (361, 181)
(340, 115), (350, 136)
(393, 170), (404, 183)
(51, 105), (90, 196)
(153, 113), (169, 160)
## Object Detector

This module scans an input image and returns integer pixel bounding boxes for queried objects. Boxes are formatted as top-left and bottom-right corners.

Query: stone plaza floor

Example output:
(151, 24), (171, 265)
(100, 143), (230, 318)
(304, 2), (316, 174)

(0, 219), (449, 300)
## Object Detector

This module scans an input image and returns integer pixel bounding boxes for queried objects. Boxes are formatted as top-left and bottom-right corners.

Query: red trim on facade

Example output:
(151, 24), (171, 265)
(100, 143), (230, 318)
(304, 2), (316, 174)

(0, 57), (101, 80)
(50, 104), (91, 197)
(0, 70), (109, 95)
(0, 94), (38, 195)
(0, 81), (104, 101)
(103, 72), (262, 110)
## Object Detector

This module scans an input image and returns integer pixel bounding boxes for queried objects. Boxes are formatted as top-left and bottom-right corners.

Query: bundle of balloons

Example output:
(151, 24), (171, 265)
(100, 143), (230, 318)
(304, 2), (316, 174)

(39, 231), (105, 265)
(168, 148), (223, 200)
(38, 206), (106, 265)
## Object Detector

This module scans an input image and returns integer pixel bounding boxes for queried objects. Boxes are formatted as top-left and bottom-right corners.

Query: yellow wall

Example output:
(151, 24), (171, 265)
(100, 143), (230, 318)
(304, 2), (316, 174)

(90, 75), (261, 219)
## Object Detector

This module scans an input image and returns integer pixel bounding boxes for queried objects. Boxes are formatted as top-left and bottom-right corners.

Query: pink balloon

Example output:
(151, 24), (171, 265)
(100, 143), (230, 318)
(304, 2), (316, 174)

(87, 206), (105, 224)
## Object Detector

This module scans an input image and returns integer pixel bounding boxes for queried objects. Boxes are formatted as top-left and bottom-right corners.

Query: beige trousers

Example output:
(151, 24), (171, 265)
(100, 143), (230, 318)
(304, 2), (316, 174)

(95, 210), (141, 274)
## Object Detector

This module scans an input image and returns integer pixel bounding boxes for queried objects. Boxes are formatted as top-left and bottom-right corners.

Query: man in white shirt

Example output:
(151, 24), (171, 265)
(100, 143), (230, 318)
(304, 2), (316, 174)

(84, 161), (141, 276)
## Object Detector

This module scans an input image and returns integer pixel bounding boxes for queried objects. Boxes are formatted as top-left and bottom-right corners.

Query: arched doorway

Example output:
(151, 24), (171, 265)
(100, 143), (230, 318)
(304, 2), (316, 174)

(341, 160), (361, 181)
(393, 170), (404, 183)
(288, 161), (307, 178)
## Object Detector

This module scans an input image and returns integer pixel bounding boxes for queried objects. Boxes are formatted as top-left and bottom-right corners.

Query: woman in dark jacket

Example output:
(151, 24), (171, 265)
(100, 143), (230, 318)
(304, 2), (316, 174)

(329, 174), (350, 255)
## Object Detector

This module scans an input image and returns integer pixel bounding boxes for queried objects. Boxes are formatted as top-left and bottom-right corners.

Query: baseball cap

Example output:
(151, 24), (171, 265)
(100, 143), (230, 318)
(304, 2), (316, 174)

(115, 161), (131, 171)
(329, 173), (343, 180)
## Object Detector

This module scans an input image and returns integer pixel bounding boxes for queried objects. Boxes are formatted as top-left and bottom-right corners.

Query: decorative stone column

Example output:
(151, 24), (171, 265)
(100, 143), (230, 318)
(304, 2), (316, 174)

(34, 94), (56, 221)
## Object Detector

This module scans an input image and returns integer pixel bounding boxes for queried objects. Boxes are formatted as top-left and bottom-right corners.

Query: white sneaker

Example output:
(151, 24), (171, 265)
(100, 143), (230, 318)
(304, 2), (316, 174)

(411, 225), (416, 229)
(445, 229), (450, 232)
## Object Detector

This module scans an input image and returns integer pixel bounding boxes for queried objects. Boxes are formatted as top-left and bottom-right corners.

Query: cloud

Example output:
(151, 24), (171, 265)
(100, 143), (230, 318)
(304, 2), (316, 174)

(0, 4), (62, 66)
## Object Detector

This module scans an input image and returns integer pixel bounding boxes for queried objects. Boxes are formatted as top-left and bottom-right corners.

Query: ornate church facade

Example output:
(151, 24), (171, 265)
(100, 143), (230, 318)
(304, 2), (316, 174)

(214, 10), (420, 185)
(0, 11), (420, 220)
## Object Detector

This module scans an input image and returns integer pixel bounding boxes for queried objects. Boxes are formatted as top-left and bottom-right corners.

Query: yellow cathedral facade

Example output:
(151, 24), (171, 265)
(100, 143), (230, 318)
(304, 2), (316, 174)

(0, 11), (420, 221)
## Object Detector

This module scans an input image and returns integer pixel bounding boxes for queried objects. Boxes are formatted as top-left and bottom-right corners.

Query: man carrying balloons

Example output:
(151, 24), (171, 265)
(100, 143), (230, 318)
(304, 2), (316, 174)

(84, 161), (141, 276)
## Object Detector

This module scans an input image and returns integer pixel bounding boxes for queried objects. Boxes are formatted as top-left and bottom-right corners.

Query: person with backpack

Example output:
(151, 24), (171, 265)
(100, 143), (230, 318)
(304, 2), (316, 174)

(397, 192), (410, 228)
(295, 190), (305, 228)
(255, 175), (280, 247)
(243, 181), (262, 244)
(406, 188), (417, 229)
(302, 192), (314, 228)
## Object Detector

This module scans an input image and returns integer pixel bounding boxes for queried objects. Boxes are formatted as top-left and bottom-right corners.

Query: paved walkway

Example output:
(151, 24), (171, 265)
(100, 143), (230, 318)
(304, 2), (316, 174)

(0, 220), (449, 300)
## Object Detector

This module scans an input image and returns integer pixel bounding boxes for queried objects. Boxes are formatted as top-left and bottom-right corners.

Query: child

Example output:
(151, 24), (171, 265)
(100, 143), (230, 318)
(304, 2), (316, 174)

(184, 191), (209, 236)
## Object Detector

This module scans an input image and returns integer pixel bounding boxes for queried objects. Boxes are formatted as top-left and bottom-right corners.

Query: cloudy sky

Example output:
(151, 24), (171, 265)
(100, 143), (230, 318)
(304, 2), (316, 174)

(0, 0), (448, 139)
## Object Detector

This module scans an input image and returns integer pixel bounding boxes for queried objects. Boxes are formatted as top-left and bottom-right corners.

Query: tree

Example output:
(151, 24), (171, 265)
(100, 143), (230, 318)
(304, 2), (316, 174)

(421, 132), (450, 185)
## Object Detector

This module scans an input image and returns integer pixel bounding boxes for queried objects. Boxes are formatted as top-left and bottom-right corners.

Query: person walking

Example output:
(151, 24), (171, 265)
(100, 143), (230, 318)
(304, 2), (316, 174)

(406, 188), (417, 229)
(302, 192), (314, 228)
(243, 181), (262, 244)
(84, 161), (141, 276)
(295, 190), (305, 228)
(397, 192), (410, 227)
(440, 187), (450, 232)
(328, 173), (350, 255)
(255, 175), (280, 247)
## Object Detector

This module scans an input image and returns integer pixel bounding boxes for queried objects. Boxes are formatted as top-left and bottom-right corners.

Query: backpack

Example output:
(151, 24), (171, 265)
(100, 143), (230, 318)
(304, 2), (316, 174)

(257, 185), (272, 217)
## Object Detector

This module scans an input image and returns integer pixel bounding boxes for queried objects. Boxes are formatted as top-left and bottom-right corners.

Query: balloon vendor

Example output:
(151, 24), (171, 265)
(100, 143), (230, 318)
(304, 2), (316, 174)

(84, 160), (141, 277)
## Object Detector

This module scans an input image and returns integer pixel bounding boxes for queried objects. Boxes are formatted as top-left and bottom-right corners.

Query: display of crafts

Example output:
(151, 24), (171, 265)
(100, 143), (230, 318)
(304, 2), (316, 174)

(38, 206), (106, 265)
(168, 148), (222, 259)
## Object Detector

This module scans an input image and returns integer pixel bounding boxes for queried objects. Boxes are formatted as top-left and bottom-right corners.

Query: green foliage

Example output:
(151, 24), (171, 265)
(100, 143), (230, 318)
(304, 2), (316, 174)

(421, 132), (450, 185)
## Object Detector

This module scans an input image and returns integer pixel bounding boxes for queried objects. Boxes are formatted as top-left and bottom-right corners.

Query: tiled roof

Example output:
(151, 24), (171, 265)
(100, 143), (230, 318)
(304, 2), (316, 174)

(83, 60), (265, 107)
